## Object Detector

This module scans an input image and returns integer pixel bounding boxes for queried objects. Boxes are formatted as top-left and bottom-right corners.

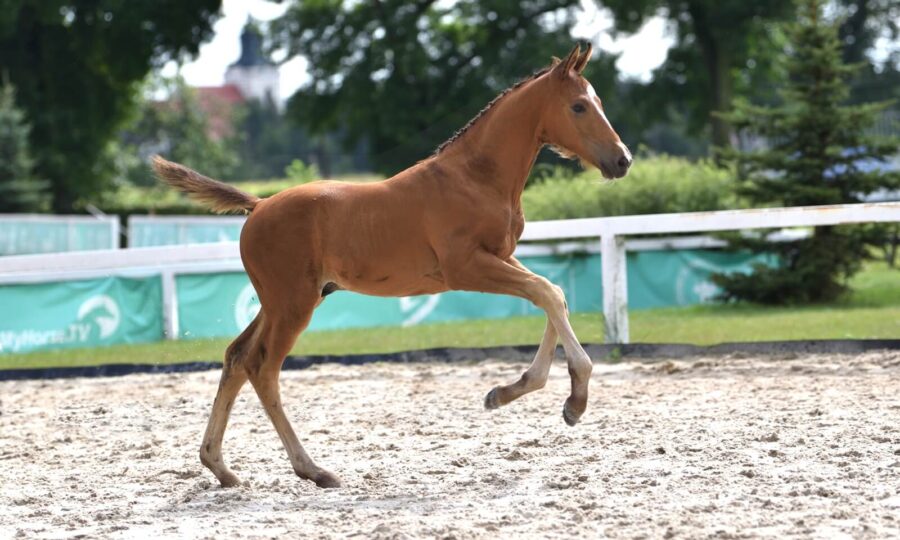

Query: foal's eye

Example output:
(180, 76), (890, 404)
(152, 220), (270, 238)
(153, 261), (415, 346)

(571, 103), (586, 114)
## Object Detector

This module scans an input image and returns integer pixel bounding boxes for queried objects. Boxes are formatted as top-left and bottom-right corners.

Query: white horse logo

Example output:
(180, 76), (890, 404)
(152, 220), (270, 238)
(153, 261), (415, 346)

(399, 295), (441, 327)
(77, 294), (121, 339)
(234, 283), (261, 330)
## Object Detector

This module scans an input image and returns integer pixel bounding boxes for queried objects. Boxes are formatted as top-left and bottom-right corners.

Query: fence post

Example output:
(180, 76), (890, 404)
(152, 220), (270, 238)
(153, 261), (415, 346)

(601, 234), (629, 344)
(161, 270), (179, 340)
(109, 217), (121, 250)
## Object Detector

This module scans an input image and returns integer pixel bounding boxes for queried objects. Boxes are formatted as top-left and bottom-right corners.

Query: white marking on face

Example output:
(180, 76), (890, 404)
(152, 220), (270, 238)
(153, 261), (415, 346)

(585, 83), (611, 126)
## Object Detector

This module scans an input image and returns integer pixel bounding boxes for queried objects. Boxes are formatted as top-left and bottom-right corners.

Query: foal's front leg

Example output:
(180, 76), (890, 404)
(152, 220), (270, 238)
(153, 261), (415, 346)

(484, 320), (557, 409)
(442, 251), (593, 425)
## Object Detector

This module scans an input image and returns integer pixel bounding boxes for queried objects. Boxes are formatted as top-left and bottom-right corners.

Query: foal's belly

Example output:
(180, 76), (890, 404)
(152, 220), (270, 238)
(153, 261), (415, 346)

(325, 259), (449, 297)
(340, 272), (449, 297)
(321, 239), (449, 298)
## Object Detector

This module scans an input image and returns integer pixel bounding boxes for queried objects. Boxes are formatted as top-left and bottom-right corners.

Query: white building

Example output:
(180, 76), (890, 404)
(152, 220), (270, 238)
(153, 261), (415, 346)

(224, 19), (279, 107)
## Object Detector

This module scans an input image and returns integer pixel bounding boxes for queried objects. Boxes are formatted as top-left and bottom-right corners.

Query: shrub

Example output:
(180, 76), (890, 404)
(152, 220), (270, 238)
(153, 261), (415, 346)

(284, 159), (320, 184)
(521, 154), (741, 221)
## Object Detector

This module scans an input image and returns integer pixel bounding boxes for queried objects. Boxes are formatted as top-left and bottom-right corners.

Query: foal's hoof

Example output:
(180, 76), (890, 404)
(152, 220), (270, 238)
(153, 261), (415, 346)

(484, 388), (501, 410)
(218, 472), (242, 488)
(312, 470), (342, 489)
(562, 400), (582, 427)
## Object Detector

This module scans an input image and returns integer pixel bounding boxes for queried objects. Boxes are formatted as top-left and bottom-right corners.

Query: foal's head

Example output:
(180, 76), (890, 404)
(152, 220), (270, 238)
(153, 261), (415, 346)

(540, 44), (632, 179)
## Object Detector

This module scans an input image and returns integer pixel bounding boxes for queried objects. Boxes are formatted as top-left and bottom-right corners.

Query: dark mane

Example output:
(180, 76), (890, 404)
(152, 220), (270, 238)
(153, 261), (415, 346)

(433, 66), (552, 155)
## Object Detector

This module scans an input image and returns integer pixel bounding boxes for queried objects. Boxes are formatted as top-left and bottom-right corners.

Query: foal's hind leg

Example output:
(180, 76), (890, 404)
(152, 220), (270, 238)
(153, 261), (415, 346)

(199, 315), (260, 487)
(246, 296), (341, 489)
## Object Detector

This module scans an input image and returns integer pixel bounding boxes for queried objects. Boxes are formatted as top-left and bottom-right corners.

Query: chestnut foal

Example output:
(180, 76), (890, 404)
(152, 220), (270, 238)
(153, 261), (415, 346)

(153, 44), (631, 489)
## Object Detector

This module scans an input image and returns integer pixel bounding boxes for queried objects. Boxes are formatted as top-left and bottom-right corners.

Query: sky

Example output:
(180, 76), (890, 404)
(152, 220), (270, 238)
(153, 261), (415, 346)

(160, 0), (675, 102)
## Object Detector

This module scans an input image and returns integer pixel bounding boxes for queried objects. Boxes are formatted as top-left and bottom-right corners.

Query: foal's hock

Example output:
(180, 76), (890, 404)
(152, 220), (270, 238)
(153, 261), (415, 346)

(153, 44), (632, 489)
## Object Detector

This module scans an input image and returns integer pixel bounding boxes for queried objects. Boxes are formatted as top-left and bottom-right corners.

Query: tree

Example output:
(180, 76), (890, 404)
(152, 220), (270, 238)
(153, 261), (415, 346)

(711, 0), (900, 304)
(599, 0), (796, 149)
(232, 98), (317, 180)
(117, 77), (240, 186)
(0, 81), (48, 211)
(0, 1), (221, 212)
(835, 0), (900, 106)
(269, 0), (618, 175)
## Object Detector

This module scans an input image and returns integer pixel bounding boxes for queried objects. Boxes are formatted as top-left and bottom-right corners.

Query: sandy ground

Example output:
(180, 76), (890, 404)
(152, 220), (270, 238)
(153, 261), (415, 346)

(1, 351), (900, 539)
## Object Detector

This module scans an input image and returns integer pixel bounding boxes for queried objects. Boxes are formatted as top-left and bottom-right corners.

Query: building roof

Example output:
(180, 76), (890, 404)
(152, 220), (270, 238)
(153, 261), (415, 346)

(195, 84), (245, 105)
(194, 85), (245, 141)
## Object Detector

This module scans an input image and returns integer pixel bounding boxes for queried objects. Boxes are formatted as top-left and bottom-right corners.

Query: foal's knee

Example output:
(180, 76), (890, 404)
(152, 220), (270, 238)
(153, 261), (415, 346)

(533, 279), (567, 313)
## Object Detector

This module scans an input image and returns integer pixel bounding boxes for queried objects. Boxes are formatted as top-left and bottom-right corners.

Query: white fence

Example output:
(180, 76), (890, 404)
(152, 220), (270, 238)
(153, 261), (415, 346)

(1, 202), (898, 344)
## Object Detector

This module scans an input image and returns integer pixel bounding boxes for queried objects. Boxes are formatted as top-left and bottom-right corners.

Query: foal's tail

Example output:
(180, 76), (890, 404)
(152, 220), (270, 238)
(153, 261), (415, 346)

(151, 155), (260, 214)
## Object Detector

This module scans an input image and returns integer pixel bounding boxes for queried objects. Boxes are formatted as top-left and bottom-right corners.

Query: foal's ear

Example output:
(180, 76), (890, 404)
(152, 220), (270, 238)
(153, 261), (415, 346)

(573, 42), (593, 74)
(552, 44), (581, 79)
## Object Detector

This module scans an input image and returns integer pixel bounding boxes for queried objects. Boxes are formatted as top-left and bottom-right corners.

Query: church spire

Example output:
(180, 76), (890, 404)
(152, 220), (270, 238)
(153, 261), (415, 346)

(232, 17), (272, 68)
(225, 17), (280, 106)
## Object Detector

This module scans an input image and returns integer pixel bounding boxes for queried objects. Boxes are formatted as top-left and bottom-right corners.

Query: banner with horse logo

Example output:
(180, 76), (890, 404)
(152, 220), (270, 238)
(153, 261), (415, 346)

(0, 276), (163, 354)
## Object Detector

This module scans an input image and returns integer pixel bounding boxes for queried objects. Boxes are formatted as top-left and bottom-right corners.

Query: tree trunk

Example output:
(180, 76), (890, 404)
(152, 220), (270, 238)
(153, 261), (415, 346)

(689, 4), (734, 150)
(709, 47), (734, 150)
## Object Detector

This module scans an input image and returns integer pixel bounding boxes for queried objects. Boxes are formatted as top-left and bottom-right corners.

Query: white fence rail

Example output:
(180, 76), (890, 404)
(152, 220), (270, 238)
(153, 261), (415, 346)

(1, 202), (898, 344)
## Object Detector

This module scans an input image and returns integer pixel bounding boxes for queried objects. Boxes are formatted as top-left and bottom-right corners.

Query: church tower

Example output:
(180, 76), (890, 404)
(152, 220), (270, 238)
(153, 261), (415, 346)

(224, 19), (280, 107)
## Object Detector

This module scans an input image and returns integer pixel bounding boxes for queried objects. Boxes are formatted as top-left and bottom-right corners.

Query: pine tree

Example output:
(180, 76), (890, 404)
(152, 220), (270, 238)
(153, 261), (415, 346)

(0, 82), (48, 212)
(712, 0), (900, 304)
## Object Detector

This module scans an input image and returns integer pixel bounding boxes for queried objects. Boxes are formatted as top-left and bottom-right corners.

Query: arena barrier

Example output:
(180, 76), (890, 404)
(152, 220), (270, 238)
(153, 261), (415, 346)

(0, 240), (767, 354)
(0, 214), (119, 255)
(0, 202), (897, 354)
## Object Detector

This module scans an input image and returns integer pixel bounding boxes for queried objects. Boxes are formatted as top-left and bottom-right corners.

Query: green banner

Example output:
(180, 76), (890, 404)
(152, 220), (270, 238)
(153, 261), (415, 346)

(176, 255), (601, 338)
(0, 219), (115, 255)
(175, 250), (769, 339)
(627, 249), (774, 308)
(0, 276), (163, 354)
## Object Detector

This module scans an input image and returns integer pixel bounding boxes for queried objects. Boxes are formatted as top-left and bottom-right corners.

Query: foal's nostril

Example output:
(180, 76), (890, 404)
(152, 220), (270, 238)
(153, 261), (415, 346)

(617, 156), (632, 170)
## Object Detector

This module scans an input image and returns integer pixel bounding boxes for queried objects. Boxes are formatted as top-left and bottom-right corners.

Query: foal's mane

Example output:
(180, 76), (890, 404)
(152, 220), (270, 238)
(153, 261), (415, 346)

(433, 65), (552, 155)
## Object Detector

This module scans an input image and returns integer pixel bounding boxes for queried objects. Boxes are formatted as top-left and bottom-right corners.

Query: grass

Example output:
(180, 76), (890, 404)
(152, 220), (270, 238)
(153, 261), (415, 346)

(2, 263), (897, 371)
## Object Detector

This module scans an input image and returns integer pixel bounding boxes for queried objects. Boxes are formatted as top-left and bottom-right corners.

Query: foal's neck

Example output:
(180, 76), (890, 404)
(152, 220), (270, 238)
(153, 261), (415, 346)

(436, 75), (549, 203)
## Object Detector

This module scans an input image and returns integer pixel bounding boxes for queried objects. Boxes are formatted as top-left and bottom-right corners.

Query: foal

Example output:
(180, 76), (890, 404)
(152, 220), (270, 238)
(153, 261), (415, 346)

(153, 44), (631, 489)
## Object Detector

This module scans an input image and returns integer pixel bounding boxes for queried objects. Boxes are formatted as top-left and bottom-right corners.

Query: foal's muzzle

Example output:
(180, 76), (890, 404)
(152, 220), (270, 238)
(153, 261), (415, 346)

(598, 144), (632, 179)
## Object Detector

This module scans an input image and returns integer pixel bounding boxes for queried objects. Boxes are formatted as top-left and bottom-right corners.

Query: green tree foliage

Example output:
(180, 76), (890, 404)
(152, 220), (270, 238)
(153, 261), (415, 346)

(0, 81), (49, 211)
(269, 0), (618, 175)
(234, 99), (313, 180)
(118, 77), (239, 186)
(0, 1), (221, 212)
(712, 0), (900, 304)
(600, 0), (796, 149)
(835, 0), (900, 108)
